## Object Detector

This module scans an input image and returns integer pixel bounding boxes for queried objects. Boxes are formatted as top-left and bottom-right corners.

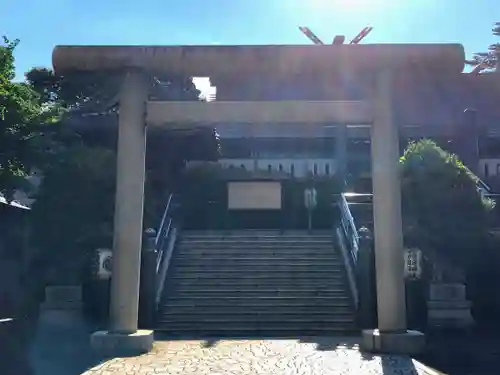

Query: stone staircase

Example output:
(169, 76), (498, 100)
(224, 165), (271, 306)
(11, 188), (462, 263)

(157, 230), (357, 336)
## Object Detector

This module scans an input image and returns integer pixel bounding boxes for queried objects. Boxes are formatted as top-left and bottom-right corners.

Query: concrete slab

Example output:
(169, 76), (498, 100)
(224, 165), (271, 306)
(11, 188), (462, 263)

(361, 329), (426, 355)
(90, 330), (154, 356)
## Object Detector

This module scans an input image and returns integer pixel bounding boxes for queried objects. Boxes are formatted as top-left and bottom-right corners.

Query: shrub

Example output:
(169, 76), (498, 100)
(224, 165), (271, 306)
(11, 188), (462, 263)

(29, 146), (117, 285)
(400, 139), (494, 271)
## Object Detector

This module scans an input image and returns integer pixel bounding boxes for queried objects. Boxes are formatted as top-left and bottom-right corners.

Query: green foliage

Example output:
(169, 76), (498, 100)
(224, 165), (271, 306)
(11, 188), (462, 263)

(467, 21), (500, 70)
(28, 142), (161, 285)
(400, 139), (494, 268)
(25, 67), (202, 111)
(26, 66), (219, 201)
(26, 68), (121, 109)
(0, 36), (17, 81)
(24, 66), (215, 285)
(0, 37), (53, 200)
(29, 146), (117, 284)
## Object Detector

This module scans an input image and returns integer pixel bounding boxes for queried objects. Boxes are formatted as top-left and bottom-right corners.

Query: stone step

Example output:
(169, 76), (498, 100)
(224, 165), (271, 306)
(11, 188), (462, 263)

(182, 234), (335, 237)
(178, 245), (336, 251)
(171, 264), (345, 273)
(177, 248), (338, 255)
(181, 232), (333, 239)
(179, 240), (335, 245)
(181, 235), (334, 239)
(168, 275), (346, 284)
(157, 229), (354, 334)
(176, 251), (340, 259)
(176, 241), (335, 252)
(172, 263), (344, 270)
(174, 257), (343, 264)
(168, 278), (345, 288)
(156, 320), (357, 334)
(178, 247), (335, 254)
(169, 268), (344, 275)
(179, 239), (333, 245)
(163, 295), (350, 304)
(161, 301), (351, 312)
(179, 241), (335, 246)
(162, 289), (351, 298)
(158, 315), (355, 324)
(173, 257), (343, 265)
(165, 277), (348, 293)
(155, 325), (358, 336)
(160, 310), (353, 318)
(181, 232), (333, 235)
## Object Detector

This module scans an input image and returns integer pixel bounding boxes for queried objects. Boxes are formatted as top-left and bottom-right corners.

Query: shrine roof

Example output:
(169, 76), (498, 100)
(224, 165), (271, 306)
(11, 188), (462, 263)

(393, 72), (500, 130)
(65, 71), (500, 133)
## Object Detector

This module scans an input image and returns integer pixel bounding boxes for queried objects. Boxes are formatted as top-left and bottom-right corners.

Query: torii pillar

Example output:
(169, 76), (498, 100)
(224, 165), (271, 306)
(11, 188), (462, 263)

(361, 67), (425, 354)
(90, 70), (154, 354)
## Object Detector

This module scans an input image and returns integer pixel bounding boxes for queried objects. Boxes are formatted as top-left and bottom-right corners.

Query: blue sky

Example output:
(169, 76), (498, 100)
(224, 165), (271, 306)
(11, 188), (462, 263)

(3, 0), (499, 81)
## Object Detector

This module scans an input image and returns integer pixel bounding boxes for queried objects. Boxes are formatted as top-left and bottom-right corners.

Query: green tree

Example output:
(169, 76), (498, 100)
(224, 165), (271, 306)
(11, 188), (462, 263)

(26, 67), (202, 110)
(24, 67), (220, 285)
(29, 146), (117, 284)
(400, 139), (494, 269)
(467, 21), (500, 70)
(0, 37), (53, 200)
(26, 67), (219, 165)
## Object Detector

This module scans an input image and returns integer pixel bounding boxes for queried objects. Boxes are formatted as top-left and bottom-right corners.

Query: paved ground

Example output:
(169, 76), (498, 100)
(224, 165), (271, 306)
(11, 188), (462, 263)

(57, 337), (435, 375)
(27, 311), (439, 375)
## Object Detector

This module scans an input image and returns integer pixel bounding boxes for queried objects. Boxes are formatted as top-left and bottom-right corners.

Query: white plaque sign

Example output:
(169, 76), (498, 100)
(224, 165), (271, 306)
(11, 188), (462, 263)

(227, 181), (282, 210)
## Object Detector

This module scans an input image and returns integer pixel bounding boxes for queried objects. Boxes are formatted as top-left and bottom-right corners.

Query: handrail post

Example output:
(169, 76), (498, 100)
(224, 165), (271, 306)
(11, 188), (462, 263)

(356, 226), (377, 329)
(145, 228), (157, 251)
(138, 228), (159, 329)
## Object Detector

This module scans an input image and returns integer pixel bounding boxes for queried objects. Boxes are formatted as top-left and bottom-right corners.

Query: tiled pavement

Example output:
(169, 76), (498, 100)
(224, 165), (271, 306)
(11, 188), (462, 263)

(28, 313), (439, 375)
(80, 338), (436, 375)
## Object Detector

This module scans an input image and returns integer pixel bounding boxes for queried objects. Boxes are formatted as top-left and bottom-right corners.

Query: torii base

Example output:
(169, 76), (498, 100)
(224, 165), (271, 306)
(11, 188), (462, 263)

(90, 330), (154, 356)
(361, 329), (425, 355)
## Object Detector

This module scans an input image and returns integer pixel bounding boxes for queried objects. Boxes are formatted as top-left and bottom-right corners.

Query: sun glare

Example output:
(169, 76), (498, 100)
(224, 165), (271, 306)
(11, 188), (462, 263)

(310, 0), (383, 11)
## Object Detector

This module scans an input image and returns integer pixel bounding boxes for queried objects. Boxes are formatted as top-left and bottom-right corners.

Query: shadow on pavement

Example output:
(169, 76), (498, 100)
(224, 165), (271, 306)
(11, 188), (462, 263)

(298, 336), (360, 351)
(154, 332), (362, 352)
(380, 355), (420, 375)
(417, 328), (500, 375)
(1, 317), (37, 375)
(28, 315), (111, 375)
(299, 337), (421, 375)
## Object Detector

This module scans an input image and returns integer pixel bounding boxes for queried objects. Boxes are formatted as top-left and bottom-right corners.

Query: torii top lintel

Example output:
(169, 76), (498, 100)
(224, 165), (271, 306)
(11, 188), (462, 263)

(52, 43), (465, 78)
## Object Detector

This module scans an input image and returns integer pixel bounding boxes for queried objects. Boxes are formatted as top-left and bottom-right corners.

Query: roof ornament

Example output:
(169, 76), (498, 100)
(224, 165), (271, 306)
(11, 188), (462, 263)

(298, 25), (373, 45)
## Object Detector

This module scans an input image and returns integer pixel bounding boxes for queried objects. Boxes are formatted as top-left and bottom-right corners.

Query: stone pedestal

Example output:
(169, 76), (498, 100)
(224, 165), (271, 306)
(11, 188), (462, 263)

(90, 330), (154, 355)
(427, 283), (474, 329)
(39, 285), (84, 328)
(361, 329), (425, 355)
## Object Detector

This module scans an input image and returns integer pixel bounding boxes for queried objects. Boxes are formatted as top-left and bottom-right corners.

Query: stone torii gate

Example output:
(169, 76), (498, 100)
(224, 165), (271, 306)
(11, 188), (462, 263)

(52, 43), (465, 354)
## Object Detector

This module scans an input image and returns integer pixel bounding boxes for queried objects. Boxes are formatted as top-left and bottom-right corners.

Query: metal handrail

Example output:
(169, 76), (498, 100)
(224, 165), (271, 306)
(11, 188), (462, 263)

(335, 193), (362, 309)
(155, 218), (172, 274)
(153, 193), (178, 309)
(155, 227), (177, 306)
(155, 194), (173, 248)
(339, 194), (360, 263)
